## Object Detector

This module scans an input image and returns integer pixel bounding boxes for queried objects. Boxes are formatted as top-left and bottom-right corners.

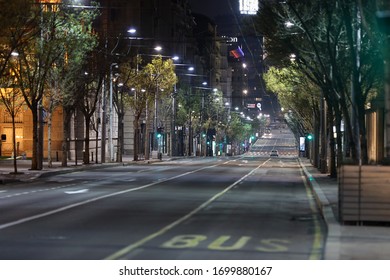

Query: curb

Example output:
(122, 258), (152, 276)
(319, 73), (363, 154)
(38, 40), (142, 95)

(0, 158), (172, 184)
(299, 159), (341, 260)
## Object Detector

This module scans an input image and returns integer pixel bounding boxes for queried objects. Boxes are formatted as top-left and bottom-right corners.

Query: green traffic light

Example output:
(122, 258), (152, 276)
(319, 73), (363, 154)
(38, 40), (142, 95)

(307, 134), (313, 140)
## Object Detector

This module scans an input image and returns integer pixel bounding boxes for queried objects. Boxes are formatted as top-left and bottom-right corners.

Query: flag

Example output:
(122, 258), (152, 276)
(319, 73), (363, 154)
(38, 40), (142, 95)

(229, 46), (244, 58)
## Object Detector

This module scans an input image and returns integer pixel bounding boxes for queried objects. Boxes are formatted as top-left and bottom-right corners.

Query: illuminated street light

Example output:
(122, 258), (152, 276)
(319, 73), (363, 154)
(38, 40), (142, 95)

(127, 28), (137, 34)
(285, 21), (294, 28)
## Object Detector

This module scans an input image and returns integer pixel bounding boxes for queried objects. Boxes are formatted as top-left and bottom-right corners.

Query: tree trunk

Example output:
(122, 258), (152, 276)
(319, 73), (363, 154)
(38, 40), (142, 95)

(31, 102), (39, 170)
(144, 126), (150, 160)
(359, 108), (368, 164)
(133, 116), (140, 161)
(47, 110), (52, 168)
(313, 105), (320, 168)
(12, 115), (18, 174)
(84, 115), (90, 164)
(319, 96), (328, 173)
(328, 106), (337, 178)
(144, 105), (150, 160)
(117, 112), (124, 162)
(62, 107), (72, 167)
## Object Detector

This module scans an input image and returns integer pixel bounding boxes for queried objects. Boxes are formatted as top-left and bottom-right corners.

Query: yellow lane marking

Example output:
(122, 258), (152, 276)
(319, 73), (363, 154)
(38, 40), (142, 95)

(160, 234), (290, 252)
(299, 161), (324, 260)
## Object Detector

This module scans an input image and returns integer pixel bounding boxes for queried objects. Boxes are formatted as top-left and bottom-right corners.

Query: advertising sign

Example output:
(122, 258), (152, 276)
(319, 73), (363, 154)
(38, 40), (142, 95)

(299, 137), (305, 151)
(239, 0), (259, 15)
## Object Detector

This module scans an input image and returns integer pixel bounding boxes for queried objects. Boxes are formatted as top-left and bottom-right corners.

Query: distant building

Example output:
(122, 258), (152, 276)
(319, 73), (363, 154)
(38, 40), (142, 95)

(0, 0), (230, 160)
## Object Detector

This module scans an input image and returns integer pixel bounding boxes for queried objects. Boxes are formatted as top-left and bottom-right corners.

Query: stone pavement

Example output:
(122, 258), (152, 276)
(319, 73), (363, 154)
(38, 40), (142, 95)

(1, 156), (390, 259)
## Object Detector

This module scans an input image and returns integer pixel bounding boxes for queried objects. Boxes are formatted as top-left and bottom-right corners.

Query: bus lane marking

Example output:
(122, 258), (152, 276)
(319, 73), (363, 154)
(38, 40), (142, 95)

(105, 159), (271, 260)
(160, 234), (290, 252)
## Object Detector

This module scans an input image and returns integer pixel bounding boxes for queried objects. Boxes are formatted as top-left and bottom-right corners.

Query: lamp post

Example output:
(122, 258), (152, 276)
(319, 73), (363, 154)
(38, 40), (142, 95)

(109, 62), (118, 162)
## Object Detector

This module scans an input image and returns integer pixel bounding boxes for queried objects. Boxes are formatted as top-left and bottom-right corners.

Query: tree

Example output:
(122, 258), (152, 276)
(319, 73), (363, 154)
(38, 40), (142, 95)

(141, 56), (177, 159)
(255, 0), (383, 173)
(10, 3), (65, 170)
(77, 52), (103, 165)
(113, 73), (131, 163)
(119, 58), (150, 161)
(45, 4), (98, 167)
(226, 113), (252, 155)
(0, 0), (40, 80)
(6, 2), (98, 170)
(263, 66), (320, 138)
(0, 85), (25, 173)
(124, 55), (177, 160)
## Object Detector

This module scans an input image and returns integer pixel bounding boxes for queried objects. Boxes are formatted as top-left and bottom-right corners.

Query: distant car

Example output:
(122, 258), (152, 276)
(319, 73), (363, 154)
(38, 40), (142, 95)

(270, 150), (279, 157)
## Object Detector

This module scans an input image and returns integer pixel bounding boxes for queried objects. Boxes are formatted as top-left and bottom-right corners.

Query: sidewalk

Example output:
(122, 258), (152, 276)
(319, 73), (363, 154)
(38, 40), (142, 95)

(1, 156), (390, 259)
(0, 155), (147, 184)
(299, 158), (390, 260)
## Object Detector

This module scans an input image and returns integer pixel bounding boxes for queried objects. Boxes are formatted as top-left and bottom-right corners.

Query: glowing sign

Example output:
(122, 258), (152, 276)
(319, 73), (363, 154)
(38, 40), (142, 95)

(239, 0), (258, 15)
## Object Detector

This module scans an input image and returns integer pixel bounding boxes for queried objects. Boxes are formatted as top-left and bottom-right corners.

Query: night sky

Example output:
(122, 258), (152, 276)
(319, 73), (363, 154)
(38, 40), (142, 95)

(188, 0), (238, 19)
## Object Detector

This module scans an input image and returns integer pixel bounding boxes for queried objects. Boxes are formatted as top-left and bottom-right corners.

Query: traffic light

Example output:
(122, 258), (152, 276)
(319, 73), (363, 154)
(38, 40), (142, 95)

(157, 127), (164, 138)
(306, 133), (313, 141)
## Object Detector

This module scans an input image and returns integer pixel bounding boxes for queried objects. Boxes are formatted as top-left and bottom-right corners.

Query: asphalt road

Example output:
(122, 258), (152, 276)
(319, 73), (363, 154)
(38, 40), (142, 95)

(0, 128), (326, 260)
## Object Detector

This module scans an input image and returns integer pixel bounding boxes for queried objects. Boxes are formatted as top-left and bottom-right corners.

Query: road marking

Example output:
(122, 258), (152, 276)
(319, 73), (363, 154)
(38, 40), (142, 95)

(0, 185), (75, 200)
(160, 234), (290, 252)
(208, 235), (251, 250)
(161, 235), (207, 248)
(256, 239), (290, 252)
(105, 158), (271, 260)
(299, 160), (324, 260)
(0, 162), (229, 231)
(65, 189), (89, 194)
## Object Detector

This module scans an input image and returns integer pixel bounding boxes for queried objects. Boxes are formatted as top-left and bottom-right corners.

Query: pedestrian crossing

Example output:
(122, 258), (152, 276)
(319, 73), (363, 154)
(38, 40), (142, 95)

(245, 150), (298, 157)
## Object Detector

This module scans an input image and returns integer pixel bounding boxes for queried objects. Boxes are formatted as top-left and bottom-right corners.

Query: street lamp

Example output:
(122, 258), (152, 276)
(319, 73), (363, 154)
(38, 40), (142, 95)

(127, 28), (137, 34)
(109, 62), (118, 162)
